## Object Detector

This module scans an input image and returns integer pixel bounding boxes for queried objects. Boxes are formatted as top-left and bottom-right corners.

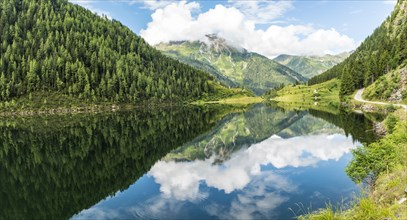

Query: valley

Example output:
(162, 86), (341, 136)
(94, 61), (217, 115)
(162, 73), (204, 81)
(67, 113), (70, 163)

(0, 0), (406, 220)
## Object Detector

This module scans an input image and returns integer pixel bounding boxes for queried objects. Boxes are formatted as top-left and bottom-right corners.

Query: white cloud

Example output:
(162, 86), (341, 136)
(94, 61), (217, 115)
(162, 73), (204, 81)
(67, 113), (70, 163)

(140, 1), (357, 57)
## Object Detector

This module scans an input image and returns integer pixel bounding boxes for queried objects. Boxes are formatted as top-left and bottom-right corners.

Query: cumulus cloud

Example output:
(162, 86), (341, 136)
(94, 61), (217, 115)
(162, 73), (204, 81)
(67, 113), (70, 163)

(140, 1), (357, 57)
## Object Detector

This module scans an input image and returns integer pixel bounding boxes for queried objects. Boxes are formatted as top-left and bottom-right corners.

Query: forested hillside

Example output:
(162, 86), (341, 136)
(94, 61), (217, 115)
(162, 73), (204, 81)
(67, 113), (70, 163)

(308, 0), (406, 98)
(0, 0), (219, 103)
(157, 35), (307, 95)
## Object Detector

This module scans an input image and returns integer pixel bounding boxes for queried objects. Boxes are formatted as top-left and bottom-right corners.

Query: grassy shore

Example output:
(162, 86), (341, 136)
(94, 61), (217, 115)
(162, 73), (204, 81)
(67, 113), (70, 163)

(193, 95), (263, 105)
(267, 79), (341, 114)
(272, 79), (340, 108)
(0, 91), (190, 116)
(0, 85), (260, 116)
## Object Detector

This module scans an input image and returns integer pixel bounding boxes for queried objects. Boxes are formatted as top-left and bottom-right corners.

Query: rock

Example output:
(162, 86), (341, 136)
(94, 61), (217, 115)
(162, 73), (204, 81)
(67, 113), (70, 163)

(361, 104), (378, 112)
(398, 197), (406, 204)
(341, 102), (350, 108)
(373, 122), (387, 136)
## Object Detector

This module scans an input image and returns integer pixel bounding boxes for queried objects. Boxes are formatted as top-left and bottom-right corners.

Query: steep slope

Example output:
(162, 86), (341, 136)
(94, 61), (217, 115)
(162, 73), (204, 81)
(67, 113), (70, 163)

(273, 52), (351, 79)
(308, 0), (406, 99)
(0, 0), (222, 103)
(363, 64), (407, 103)
(156, 35), (306, 95)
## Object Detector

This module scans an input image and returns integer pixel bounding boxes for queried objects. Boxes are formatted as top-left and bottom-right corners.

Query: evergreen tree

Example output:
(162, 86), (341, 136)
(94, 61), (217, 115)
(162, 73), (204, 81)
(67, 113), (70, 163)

(0, 0), (219, 102)
(308, 0), (406, 98)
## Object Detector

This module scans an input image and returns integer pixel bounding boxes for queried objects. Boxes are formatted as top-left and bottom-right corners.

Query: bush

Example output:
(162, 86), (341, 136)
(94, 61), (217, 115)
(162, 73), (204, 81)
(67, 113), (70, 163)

(346, 121), (406, 184)
(384, 114), (398, 133)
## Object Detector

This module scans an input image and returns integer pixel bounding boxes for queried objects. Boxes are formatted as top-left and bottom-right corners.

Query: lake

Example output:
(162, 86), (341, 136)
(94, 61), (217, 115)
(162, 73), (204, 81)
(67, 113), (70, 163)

(0, 104), (378, 219)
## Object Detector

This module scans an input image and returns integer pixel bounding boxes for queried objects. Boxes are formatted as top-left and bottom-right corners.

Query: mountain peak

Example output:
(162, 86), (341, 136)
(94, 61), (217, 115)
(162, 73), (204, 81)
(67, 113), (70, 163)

(200, 34), (248, 55)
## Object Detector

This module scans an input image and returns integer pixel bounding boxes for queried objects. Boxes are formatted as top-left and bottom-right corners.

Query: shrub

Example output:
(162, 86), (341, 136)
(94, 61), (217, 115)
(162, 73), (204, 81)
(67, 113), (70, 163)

(384, 114), (398, 133)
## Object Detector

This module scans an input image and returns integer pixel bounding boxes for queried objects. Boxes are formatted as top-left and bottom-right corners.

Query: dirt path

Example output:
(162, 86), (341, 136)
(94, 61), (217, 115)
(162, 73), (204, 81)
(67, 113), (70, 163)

(354, 89), (407, 110)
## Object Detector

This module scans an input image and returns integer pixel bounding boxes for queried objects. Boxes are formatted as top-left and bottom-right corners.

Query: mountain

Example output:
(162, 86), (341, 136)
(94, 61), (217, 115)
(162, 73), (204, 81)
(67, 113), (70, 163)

(0, 0), (224, 103)
(273, 52), (351, 79)
(156, 35), (307, 95)
(308, 0), (406, 99)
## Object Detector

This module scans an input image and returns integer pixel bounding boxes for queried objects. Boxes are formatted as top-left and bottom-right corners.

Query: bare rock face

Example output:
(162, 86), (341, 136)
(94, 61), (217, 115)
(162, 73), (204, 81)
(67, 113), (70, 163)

(373, 122), (387, 136)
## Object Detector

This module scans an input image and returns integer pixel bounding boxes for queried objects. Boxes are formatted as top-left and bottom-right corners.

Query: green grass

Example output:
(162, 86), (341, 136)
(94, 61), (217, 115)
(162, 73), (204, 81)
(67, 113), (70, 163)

(270, 79), (341, 113)
(363, 64), (407, 104)
(273, 79), (340, 103)
(199, 96), (263, 105)
(0, 91), (112, 113)
(0, 90), (184, 116)
(195, 81), (257, 103)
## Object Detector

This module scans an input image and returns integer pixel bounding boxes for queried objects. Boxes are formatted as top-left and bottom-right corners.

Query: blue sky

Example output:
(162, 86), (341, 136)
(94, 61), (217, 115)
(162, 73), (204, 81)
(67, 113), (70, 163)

(70, 0), (396, 57)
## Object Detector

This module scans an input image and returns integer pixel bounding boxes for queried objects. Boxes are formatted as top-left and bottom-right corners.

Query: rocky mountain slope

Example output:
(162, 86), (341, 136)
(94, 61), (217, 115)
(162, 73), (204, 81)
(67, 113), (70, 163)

(273, 52), (351, 79)
(156, 35), (307, 95)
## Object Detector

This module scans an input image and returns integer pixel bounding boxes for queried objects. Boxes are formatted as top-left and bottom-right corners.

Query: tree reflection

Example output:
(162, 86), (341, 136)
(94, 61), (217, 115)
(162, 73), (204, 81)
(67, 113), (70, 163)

(0, 107), (220, 219)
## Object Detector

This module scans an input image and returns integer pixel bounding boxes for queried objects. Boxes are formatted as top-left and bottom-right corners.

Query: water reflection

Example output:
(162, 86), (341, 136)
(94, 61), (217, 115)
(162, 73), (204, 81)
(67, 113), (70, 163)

(73, 104), (373, 219)
(151, 134), (354, 200)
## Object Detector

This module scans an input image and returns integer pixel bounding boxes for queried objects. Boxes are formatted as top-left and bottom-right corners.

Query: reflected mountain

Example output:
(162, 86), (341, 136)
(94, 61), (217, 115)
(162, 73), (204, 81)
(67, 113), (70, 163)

(277, 114), (344, 138)
(164, 104), (370, 163)
(0, 107), (224, 219)
(165, 104), (307, 163)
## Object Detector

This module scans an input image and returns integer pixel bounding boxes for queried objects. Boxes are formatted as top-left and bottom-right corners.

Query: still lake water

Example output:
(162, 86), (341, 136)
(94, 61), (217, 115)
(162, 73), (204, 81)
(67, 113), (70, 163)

(0, 104), (377, 219)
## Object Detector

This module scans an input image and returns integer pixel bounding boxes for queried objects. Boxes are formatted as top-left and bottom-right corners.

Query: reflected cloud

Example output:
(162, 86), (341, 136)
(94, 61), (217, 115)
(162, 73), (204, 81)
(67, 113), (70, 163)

(72, 207), (120, 219)
(204, 172), (294, 219)
(129, 169), (295, 220)
(149, 133), (356, 200)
